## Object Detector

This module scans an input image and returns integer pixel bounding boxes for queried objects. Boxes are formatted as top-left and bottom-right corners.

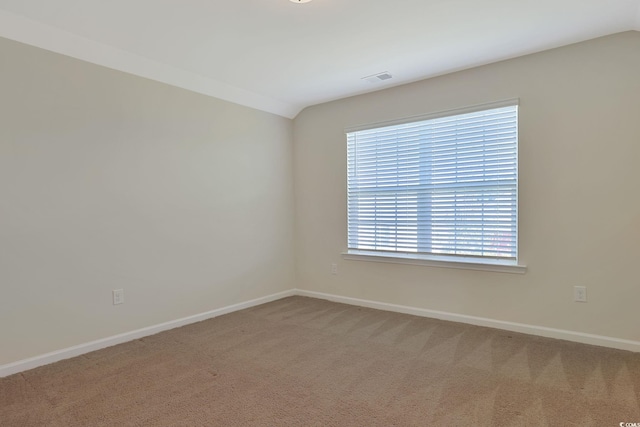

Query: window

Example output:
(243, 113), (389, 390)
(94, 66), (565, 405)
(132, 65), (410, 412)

(346, 101), (519, 268)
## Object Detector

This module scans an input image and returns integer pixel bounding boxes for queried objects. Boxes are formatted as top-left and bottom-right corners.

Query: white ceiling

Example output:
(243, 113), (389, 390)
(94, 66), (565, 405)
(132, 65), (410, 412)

(0, 1), (639, 118)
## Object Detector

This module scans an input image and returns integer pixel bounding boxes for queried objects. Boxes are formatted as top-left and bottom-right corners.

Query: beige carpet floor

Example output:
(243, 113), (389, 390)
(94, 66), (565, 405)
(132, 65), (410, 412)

(1, 296), (639, 426)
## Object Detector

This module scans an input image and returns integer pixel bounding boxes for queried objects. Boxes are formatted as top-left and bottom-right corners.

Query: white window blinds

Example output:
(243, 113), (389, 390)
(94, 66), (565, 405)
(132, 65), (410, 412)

(347, 104), (518, 260)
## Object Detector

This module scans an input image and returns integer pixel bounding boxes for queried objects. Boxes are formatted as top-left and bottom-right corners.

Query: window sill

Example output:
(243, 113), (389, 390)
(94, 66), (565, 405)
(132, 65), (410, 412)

(341, 250), (527, 274)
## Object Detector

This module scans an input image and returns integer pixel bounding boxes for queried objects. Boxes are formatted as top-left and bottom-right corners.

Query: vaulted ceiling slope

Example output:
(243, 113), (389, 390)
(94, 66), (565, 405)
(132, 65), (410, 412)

(1, 1), (639, 118)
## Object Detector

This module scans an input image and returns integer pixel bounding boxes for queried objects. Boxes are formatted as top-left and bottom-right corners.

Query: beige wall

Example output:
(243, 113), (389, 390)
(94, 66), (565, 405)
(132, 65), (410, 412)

(293, 31), (640, 342)
(3, 30), (640, 367)
(0, 37), (295, 365)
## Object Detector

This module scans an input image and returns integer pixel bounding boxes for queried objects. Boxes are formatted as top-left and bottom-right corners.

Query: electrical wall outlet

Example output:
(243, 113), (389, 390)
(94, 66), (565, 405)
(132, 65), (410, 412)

(331, 263), (338, 275)
(573, 286), (587, 302)
(113, 289), (124, 305)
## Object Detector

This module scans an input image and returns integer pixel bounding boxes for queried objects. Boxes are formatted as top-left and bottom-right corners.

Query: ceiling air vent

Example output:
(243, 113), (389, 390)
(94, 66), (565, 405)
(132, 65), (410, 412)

(362, 72), (393, 84)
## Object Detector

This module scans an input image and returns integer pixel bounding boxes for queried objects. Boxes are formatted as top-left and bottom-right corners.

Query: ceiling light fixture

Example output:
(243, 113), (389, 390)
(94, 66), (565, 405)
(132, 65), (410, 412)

(290, 0), (312, 3)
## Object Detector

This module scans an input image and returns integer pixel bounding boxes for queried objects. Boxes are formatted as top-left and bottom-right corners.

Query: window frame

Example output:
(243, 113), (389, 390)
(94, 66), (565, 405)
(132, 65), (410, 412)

(343, 99), (526, 274)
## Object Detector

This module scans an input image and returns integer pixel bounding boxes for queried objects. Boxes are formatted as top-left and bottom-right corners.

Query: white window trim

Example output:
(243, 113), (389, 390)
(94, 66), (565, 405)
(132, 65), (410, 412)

(345, 98), (524, 273)
(342, 250), (527, 274)
(345, 98), (520, 133)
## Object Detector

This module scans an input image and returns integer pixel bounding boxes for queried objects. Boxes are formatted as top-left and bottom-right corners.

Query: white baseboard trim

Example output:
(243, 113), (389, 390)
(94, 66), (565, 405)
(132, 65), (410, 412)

(3, 287), (638, 378)
(0, 289), (295, 378)
(294, 289), (640, 353)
